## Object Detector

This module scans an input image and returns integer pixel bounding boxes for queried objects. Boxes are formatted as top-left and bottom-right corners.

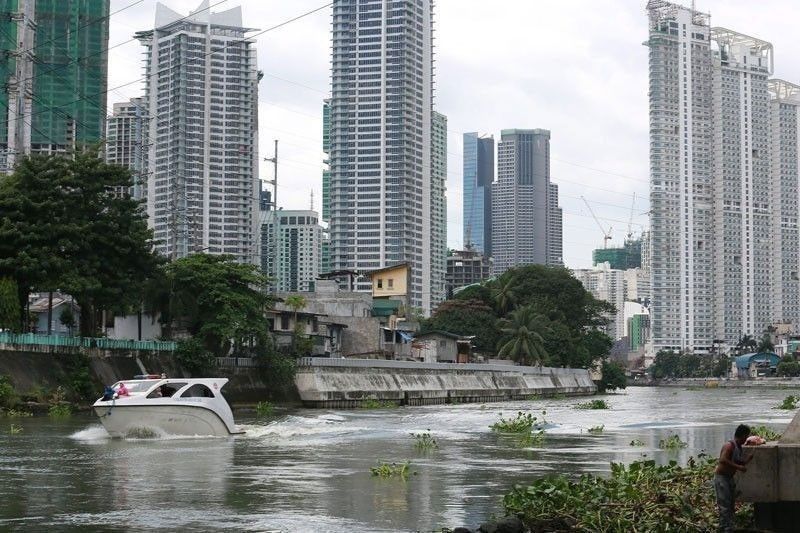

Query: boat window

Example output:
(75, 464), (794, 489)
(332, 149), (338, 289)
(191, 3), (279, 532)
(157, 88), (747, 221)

(117, 380), (159, 394)
(180, 384), (215, 398)
(147, 382), (188, 398)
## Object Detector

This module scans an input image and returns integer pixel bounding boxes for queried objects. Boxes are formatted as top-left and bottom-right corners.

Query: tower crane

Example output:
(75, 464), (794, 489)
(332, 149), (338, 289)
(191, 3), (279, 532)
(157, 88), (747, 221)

(582, 196), (612, 249)
(626, 192), (636, 241)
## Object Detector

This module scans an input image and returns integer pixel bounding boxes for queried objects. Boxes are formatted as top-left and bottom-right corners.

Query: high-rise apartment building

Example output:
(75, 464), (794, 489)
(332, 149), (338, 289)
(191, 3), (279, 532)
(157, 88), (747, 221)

(491, 128), (562, 274)
(321, 99), (332, 274)
(431, 111), (448, 310)
(573, 263), (626, 341)
(262, 210), (322, 292)
(462, 132), (494, 254)
(328, 0), (441, 315)
(647, 1), (780, 352)
(770, 80), (800, 328)
(0, 0), (110, 172)
(105, 98), (148, 199)
(446, 249), (493, 299)
(136, 3), (260, 263)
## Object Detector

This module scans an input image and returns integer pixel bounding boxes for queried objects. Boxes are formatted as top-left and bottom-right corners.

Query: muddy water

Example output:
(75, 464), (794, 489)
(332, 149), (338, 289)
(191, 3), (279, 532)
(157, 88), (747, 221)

(0, 387), (793, 531)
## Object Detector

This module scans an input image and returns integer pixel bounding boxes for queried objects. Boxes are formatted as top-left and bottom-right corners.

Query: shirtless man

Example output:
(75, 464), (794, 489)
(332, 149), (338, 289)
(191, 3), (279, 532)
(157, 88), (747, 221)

(714, 424), (752, 532)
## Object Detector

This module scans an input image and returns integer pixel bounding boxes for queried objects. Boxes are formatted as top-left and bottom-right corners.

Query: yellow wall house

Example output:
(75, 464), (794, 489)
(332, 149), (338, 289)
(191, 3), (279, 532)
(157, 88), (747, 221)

(367, 263), (410, 300)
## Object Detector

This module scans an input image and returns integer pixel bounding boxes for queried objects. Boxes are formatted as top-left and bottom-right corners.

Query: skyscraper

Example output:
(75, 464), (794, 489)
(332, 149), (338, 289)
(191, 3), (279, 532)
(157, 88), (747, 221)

(430, 111), (448, 309)
(262, 210), (322, 292)
(136, 2), (260, 263)
(0, 0), (110, 172)
(491, 128), (562, 274)
(105, 98), (148, 199)
(462, 132), (494, 254)
(321, 99), (331, 274)
(329, 0), (442, 315)
(646, 1), (779, 352)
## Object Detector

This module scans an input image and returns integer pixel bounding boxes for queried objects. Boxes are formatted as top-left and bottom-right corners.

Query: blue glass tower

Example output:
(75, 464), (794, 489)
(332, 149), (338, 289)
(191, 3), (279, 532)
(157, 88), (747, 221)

(462, 132), (494, 255)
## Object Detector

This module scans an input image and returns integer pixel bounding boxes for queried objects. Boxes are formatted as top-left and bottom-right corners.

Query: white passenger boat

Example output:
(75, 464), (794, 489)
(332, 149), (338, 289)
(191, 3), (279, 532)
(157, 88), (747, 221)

(93, 376), (243, 438)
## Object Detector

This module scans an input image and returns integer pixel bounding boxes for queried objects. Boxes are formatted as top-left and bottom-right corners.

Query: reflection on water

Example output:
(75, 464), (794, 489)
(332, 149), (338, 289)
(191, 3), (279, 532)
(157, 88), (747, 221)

(0, 387), (794, 531)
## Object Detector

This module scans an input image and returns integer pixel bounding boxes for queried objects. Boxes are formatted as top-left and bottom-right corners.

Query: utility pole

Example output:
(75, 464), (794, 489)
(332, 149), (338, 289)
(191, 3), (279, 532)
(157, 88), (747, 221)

(264, 140), (279, 291)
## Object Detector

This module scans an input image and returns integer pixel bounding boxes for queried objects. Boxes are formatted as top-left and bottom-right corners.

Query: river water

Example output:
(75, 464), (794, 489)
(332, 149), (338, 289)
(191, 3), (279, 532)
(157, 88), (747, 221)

(0, 386), (794, 532)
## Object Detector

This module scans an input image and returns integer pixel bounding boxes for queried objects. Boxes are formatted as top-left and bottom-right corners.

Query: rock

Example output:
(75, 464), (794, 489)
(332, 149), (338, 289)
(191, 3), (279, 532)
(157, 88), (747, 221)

(478, 516), (524, 533)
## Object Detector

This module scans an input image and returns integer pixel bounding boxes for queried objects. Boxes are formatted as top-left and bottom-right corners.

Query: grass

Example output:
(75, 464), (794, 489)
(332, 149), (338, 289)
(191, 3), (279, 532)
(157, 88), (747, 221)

(361, 399), (397, 409)
(659, 434), (688, 449)
(575, 399), (610, 410)
(9, 423), (21, 434)
(48, 403), (72, 419)
(411, 430), (438, 450)
(775, 395), (798, 410)
(370, 461), (414, 478)
(587, 425), (604, 434)
(3, 408), (32, 418)
(630, 438), (646, 447)
(255, 401), (273, 418)
(751, 425), (781, 441)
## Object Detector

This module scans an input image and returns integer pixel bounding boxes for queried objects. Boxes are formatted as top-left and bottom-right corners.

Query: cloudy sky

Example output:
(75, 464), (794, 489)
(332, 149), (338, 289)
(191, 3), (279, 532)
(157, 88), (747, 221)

(108, 0), (800, 268)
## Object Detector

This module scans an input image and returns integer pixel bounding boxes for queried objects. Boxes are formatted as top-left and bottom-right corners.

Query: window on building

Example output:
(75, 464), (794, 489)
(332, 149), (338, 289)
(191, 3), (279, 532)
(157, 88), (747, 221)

(388, 278), (394, 289)
(377, 279), (383, 289)
(280, 315), (289, 330)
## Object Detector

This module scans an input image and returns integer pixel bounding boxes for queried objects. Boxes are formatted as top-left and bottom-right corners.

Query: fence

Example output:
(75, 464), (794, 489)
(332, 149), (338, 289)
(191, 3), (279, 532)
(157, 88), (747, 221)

(0, 332), (176, 352)
(216, 357), (258, 368)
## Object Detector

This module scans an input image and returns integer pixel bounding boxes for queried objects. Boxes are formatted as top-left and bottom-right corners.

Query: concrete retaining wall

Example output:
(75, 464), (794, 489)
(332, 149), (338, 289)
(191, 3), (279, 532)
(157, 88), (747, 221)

(294, 358), (596, 407)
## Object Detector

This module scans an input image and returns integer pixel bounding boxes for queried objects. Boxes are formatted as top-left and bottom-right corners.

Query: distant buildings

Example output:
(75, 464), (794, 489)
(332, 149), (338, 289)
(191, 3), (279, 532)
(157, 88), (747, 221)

(262, 210), (323, 293)
(136, 3), (260, 263)
(328, 0), (445, 316)
(446, 249), (493, 299)
(462, 133), (494, 254)
(573, 263), (626, 341)
(491, 129), (563, 274)
(0, 0), (110, 172)
(593, 238), (642, 271)
(105, 98), (148, 199)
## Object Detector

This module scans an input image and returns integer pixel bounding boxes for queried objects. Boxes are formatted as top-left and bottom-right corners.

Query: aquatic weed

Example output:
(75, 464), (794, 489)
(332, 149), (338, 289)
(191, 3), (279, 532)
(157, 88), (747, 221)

(775, 395), (798, 410)
(3, 408), (32, 418)
(9, 423), (21, 434)
(370, 461), (414, 478)
(751, 425), (781, 441)
(255, 401), (273, 417)
(659, 434), (688, 449)
(587, 425), (604, 434)
(411, 430), (438, 450)
(575, 399), (610, 410)
(48, 403), (72, 419)
(629, 438), (646, 446)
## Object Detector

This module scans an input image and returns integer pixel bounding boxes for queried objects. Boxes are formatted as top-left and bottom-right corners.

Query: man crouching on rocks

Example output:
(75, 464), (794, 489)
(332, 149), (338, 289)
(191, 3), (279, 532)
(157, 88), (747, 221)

(715, 424), (752, 532)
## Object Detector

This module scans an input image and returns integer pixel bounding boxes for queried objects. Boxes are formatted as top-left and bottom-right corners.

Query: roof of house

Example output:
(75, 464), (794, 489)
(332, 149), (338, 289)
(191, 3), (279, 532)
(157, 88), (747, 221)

(735, 352), (781, 370)
(29, 296), (75, 314)
(364, 262), (410, 278)
(414, 330), (474, 341)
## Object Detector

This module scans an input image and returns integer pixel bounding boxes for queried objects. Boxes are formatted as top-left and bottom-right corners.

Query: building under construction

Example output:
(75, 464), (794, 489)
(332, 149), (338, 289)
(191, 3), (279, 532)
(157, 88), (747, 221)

(592, 238), (642, 271)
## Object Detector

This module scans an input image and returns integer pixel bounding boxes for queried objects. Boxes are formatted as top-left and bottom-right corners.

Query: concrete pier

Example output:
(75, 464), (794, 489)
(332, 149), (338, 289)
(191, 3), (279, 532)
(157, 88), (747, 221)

(738, 411), (800, 532)
(293, 358), (596, 408)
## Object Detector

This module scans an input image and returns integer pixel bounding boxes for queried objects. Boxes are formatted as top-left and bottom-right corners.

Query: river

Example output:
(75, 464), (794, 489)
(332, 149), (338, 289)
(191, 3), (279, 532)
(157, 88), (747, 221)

(0, 386), (794, 532)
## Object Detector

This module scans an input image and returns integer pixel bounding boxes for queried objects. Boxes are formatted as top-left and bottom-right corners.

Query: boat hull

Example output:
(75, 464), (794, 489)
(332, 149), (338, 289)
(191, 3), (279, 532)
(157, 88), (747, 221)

(94, 404), (238, 438)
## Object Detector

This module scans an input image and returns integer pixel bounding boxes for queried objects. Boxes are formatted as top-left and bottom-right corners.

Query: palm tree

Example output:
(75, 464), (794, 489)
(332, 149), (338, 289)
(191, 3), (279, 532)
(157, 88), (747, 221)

(496, 305), (550, 367)
(491, 274), (517, 315)
(757, 333), (775, 354)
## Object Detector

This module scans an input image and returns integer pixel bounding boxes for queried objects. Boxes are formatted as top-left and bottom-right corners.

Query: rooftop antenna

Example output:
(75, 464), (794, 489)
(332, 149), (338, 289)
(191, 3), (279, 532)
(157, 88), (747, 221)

(310, 189), (314, 211)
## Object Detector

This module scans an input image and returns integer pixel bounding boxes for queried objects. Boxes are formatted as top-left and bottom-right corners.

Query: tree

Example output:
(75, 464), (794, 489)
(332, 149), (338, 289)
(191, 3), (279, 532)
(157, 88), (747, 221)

(284, 295), (307, 324)
(757, 333), (775, 353)
(59, 306), (76, 335)
(154, 254), (271, 357)
(0, 277), (20, 331)
(491, 273), (517, 315)
(421, 299), (499, 353)
(496, 305), (550, 366)
(777, 355), (800, 377)
(736, 335), (758, 355)
(649, 350), (682, 379)
(0, 151), (161, 335)
(599, 360), (627, 392)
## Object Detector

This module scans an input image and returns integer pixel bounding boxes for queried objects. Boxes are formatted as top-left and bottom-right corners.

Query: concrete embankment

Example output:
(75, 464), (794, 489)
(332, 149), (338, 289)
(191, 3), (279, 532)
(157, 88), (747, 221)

(294, 358), (596, 408)
(653, 377), (800, 389)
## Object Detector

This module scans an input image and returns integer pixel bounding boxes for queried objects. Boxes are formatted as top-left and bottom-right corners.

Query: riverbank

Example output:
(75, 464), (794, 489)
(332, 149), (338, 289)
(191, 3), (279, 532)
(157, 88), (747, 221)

(643, 377), (800, 389)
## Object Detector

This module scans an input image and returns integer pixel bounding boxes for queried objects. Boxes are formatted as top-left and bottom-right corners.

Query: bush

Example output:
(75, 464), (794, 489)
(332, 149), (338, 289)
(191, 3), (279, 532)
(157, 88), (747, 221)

(175, 337), (216, 375)
(751, 425), (781, 441)
(48, 403), (72, 419)
(0, 375), (18, 409)
(599, 360), (627, 392)
(777, 360), (800, 377)
(503, 457), (753, 531)
(255, 401), (273, 417)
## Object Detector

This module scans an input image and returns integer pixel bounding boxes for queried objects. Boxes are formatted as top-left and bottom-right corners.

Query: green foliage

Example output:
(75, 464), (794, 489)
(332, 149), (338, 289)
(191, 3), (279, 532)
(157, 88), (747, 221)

(575, 399), (610, 410)
(490, 411), (548, 442)
(0, 277), (20, 331)
(174, 337), (216, 376)
(751, 425), (781, 441)
(58, 306), (76, 332)
(3, 408), (32, 418)
(649, 350), (729, 379)
(411, 430), (438, 450)
(9, 423), (22, 434)
(421, 299), (500, 353)
(255, 401), (273, 418)
(598, 360), (627, 392)
(659, 434), (688, 449)
(587, 425), (604, 434)
(776, 395), (798, 410)
(777, 356), (800, 377)
(629, 438), (646, 446)
(757, 333), (775, 354)
(150, 254), (271, 357)
(291, 322), (314, 357)
(284, 295), (306, 314)
(370, 461), (414, 478)
(0, 375), (18, 409)
(0, 151), (161, 335)
(497, 305), (550, 366)
(65, 353), (94, 401)
(503, 457), (753, 532)
(360, 399), (396, 409)
(48, 403), (72, 419)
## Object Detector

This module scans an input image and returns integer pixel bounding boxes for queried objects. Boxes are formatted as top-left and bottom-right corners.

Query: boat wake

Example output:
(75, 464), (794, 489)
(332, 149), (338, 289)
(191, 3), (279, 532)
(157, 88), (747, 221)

(242, 414), (368, 443)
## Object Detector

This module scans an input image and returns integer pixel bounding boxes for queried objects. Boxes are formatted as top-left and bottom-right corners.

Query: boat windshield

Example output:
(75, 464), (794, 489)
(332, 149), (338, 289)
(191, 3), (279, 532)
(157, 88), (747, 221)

(114, 380), (160, 394)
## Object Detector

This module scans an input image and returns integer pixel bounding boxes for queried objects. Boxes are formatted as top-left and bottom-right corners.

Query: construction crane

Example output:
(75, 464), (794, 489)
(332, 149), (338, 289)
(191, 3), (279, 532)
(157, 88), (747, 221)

(626, 192), (636, 241)
(582, 196), (612, 249)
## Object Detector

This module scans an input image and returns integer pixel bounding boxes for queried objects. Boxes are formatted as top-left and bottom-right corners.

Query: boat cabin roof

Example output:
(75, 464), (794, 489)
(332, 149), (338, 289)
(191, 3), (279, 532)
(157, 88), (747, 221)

(112, 378), (229, 398)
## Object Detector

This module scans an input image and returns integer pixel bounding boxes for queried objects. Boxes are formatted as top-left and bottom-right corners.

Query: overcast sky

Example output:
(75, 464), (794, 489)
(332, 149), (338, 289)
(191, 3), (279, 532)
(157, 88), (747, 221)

(108, 0), (800, 268)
